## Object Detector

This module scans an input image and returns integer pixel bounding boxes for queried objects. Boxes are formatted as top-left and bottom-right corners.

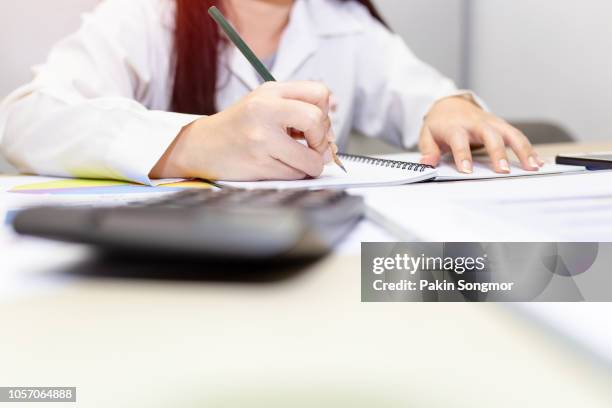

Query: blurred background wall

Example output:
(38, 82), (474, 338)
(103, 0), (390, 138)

(0, 0), (99, 98)
(470, 0), (612, 141)
(380, 0), (612, 142)
(376, 0), (465, 85)
(0, 0), (611, 169)
(0, 0), (98, 171)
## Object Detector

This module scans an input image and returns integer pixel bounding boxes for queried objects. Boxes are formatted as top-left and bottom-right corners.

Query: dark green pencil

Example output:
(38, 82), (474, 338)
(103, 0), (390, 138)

(208, 6), (347, 173)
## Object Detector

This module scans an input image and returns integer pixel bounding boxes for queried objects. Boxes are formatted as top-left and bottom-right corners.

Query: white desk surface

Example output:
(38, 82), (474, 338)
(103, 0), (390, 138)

(2, 142), (612, 407)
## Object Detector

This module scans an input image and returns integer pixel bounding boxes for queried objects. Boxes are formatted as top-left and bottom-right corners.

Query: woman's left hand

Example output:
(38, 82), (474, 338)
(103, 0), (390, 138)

(419, 96), (545, 174)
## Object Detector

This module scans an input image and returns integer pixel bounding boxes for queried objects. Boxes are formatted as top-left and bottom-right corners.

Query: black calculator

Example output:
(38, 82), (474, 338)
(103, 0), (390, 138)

(12, 189), (364, 260)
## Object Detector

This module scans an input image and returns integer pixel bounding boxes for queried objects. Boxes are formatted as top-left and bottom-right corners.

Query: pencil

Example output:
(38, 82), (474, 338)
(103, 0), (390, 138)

(208, 6), (347, 173)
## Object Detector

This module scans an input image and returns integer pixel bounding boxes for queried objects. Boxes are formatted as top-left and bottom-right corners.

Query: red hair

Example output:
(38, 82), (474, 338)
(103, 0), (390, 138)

(171, 0), (387, 116)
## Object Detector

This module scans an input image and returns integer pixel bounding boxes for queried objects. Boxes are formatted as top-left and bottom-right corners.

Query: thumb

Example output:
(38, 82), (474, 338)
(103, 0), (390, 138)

(419, 126), (441, 167)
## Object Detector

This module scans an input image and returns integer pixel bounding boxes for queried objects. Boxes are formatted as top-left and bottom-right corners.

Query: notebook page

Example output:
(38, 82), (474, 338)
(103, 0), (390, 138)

(217, 157), (437, 190)
(380, 153), (585, 181)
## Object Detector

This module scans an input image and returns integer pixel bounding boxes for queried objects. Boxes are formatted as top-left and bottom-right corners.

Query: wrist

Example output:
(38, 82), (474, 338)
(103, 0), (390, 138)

(434, 95), (479, 110)
(149, 120), (198, 179)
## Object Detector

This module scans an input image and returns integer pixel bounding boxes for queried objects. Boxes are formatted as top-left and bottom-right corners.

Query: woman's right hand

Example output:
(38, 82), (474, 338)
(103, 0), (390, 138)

(150, 81), (335, 181)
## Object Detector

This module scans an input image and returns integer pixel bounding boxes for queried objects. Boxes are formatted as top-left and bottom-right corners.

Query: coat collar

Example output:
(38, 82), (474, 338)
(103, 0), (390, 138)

(224, 0), (365, 90)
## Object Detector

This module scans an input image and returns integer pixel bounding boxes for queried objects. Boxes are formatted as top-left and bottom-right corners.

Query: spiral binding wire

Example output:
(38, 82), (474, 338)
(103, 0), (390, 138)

(338, 154), (434, 172)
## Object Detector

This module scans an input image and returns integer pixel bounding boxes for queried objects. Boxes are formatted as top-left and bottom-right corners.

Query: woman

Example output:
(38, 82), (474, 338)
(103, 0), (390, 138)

(0, 0), (543, 185)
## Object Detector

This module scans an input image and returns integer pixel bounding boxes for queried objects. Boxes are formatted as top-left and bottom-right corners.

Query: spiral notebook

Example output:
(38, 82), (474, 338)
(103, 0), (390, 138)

(216, 154), (437, 190)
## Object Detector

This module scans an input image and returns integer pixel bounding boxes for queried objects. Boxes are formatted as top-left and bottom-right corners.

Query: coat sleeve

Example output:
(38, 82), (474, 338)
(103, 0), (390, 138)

(0, 0), (199, 185)
(350, 5), (482, 149)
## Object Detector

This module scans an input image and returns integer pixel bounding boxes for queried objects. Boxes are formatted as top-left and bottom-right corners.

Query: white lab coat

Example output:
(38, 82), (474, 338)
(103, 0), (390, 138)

(0, 0), (472, 185)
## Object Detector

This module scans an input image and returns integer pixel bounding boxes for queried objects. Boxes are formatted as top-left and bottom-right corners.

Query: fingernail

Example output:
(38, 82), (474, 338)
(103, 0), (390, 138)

(528, 156), (539, 169)
(323, 148), (333, 164)
(499, 159), (510, 172)
(462, 160), (473, 174)
(535, 155), (546, 166)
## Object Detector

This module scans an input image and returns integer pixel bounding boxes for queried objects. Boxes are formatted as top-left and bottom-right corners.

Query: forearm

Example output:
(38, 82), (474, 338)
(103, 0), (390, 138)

(1, 89), (199, 185)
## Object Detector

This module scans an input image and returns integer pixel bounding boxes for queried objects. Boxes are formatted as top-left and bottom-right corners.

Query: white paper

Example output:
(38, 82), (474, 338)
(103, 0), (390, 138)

(334, 219), (398, 256)
(357, 170), (612, 242)
(383, 153), (586, 181)
(1, 175), (186, 301)
(217, 157), (437, 190)
(0, 230), (84, 302)
(515, 303), (612, 365)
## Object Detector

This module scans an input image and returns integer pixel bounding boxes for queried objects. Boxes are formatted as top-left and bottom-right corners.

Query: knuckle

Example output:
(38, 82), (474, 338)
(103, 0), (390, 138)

(517, 137), (533, 151)
(244, 96), (267, 116)
(305, 107), (324, 127)
(506, 128), (522, 139)
(317, 83), (331, 102)
(312, 82), (330, 101)
(506, 127), (528, 142)
(449, 128), (469, 144)
(495, 117), (510, 126)
(507, 131), (531, 151)
(483, 129), (504, 146)
(489, 114), (512, 127)
(468, 112), (484, 124)
(245, 130), (267, 148)
(479, 124), (495, 137)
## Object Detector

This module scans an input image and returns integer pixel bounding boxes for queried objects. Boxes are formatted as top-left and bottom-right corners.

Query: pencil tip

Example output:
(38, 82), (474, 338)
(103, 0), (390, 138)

(331, 149), (347, 173)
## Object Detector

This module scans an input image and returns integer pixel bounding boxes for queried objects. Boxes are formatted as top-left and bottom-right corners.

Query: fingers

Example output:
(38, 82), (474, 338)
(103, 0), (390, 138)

(269, 132), (325, 178)
(496, 123), (543, 171)
(419, 126), (442, 167)
(421, 94), (542, 174)
(263, 81), (331, 116)
(255, 81), (334, 154)
(261, 159), (307, 181)
(273, 99), (330, 154)
(447, 128), (474, 174)
(241, 82), (333, 182)
(478, 125), (511, 173)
